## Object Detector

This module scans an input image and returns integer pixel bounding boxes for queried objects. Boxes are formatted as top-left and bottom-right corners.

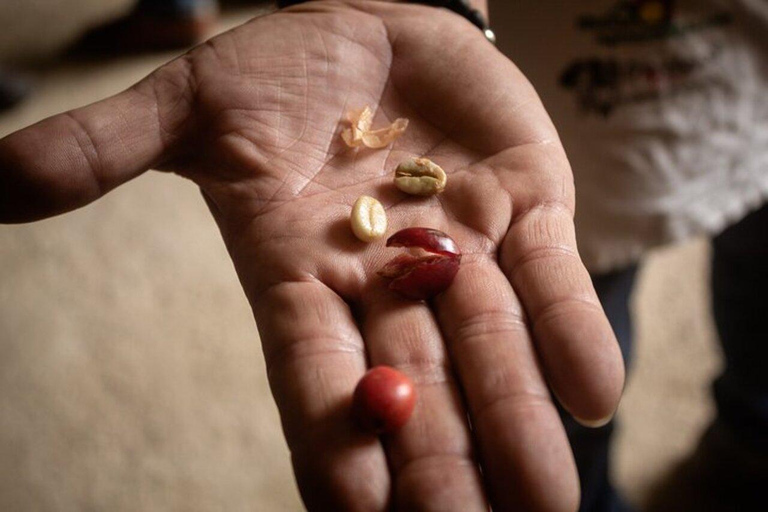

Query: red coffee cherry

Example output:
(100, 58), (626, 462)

(352, 366), (416, 434)
(377, 228), (462, 300)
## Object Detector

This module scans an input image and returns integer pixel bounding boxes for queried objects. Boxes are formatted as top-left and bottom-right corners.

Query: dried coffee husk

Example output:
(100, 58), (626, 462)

(342, 106), (408, 148)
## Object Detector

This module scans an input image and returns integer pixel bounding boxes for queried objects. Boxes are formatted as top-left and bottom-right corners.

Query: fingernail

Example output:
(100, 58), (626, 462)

(574, 414), (614, 428)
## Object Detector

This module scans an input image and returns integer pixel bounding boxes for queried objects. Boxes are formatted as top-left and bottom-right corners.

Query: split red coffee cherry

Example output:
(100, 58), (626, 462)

(377, 228), (462, 300)
(352, 366), (416, 434)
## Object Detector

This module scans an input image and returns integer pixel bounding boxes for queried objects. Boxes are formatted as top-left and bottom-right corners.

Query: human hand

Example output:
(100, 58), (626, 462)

(0, 2), (624, 510)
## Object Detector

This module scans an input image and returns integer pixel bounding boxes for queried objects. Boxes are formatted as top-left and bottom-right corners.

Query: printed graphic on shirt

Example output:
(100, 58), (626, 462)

(560, 0), (732, 116)
(559, 47), (723, 117)
(578, 0), (730, 46)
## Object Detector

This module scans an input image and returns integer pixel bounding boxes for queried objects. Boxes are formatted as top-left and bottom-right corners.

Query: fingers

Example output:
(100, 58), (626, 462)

(500, 203), (625, 426)
(436, 255), (579, 512)
(252, 280), (389, 511)
(0, 59), (192, 223)
(360, 287), (488, 512)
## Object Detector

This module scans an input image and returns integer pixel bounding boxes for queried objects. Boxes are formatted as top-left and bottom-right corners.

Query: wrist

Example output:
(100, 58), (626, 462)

(278, 1), (488, 20)
(456, 0), (487, 18)
(384, 0), (487, 18)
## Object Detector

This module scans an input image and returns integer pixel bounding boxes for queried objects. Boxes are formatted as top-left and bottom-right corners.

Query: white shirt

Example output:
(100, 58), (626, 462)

(492, 0), (768, 272)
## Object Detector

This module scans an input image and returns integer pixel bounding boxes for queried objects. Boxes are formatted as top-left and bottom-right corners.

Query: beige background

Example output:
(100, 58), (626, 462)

(0, 0), (133, 63)
(0, 2), (720, 510)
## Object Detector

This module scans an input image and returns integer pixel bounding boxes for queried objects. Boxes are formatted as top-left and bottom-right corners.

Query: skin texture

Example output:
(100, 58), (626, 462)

(0, 2), (624, 511)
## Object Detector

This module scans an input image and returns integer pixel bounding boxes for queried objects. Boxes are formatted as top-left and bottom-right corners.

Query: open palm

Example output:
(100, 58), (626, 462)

(0, 2), (624, 511)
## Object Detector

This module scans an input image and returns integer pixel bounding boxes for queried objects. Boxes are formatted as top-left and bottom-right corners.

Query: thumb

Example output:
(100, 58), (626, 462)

(0, 58), (193, 223)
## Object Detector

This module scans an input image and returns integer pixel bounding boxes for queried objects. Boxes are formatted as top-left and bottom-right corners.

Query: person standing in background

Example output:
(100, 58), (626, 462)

(492, 0), (768, 510)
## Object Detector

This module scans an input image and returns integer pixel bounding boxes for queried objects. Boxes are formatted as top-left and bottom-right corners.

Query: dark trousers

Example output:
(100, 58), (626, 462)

(572, 203), (768, 512)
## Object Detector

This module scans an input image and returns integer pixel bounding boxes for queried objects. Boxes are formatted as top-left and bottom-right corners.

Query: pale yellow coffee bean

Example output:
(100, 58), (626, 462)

(351, 195), (387, 242)
(394, 157), (447, 196)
